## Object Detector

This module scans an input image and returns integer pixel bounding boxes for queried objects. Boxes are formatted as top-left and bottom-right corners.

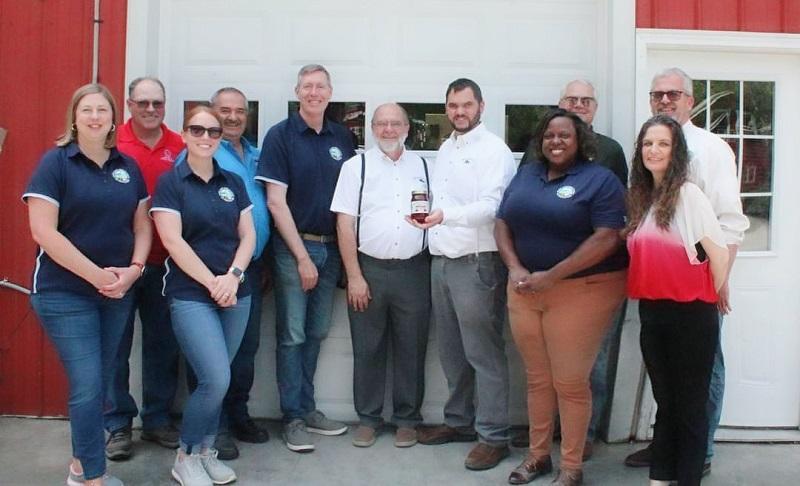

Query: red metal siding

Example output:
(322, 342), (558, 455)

(637, 0), (800, 33)
(0, 0), (128, 416)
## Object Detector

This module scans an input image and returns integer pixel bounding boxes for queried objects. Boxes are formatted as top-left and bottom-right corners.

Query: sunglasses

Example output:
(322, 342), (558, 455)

(186, 125), (223, 139)
(649, 90), (685, 102)
(130, 99), (165, 110)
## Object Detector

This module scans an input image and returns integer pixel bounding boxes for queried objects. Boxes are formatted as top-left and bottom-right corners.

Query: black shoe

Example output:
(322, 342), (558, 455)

(702, 462), (711, 477)
(214, 432), (239, 460)
(105, 426), (133, 461)
(624, 444), (652, 467)
(231, 418), (269, 444)
(140, 423), (180, 449)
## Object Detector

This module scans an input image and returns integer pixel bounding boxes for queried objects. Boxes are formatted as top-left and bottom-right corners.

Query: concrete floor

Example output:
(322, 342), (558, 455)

(1, 417), (797, 485)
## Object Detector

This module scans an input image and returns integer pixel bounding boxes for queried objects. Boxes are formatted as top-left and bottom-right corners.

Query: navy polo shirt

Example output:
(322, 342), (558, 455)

(23, 143), (148, 297)
(256, 112), (355, 236)
(151, 160), (253, 303)
(497, 160), (628, 277)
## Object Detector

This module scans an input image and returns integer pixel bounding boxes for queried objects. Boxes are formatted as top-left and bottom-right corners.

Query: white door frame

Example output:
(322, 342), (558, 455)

(627, 28), (800, 442)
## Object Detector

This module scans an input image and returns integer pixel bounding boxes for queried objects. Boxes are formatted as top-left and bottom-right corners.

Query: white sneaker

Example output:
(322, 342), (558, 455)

(171, 452), (213, 486)
(66, 465), (124, 486)
(200, 449), (237, 485)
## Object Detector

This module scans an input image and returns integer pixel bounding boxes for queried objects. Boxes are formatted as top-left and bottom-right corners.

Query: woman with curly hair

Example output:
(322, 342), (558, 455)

(495, 109), (628, 486)
(626, 115), (729, 486)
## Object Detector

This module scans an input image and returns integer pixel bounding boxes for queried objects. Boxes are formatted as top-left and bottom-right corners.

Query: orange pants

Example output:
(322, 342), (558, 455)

(508, 270), (626, 470)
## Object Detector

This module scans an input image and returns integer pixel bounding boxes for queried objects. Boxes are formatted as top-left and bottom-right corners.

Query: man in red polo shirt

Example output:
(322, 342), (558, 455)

(104, 76), (185, 460)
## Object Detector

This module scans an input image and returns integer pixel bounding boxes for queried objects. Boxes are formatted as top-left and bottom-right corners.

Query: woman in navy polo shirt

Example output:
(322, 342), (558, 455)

(151, 105), (255, 486)
(496, 109), (627, 486)
(24, 83), (151, 486)
(626, 116), (729, 486)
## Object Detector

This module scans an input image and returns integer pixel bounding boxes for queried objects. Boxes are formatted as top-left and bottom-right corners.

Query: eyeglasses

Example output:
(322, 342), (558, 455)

(372, 120), (407, 129)
(649, 90), (685, 102)
(131, 99), (165, 110)
(186, 125), (223, 139)
(561, 96), (596, 107)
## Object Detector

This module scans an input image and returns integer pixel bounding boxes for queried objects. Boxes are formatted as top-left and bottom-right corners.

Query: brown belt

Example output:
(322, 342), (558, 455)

(299, 232), (336, 243)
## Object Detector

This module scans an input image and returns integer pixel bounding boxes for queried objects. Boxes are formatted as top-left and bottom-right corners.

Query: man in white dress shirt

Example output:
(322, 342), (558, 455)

(412, 78), (517, 471)
(331, 103), (431, 449)
(625, 67), (749, 477)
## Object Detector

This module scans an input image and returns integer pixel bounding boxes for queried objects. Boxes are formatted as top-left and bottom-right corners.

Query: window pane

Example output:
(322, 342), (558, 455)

(398, 103), (449, 151)
(691, 80), (708, 127)
(288, 101), (365, 149)
(741, 196), (771, 251)
(724, 138), (739, 172)
(504, 105), (556, 152)
(708, 80), (739, 136)
(741, 139), (772, 193)
(743, 81), (774, 135)
(184, 100), (260, 146)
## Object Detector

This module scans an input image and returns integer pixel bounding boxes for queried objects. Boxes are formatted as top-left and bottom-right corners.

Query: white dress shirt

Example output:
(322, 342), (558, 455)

(428, 123), (517, 258)
(331, 146), (429, 259)
(682, 121), (750, 246)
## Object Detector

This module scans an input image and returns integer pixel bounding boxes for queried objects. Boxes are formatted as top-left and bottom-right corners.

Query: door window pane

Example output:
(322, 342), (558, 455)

(741, 139), (772, 193)
(398, 103), (449, 151)
(505, 105), (556, 153)
(741, 196), (771, 251)
(708, 80), (739, 136)
(288, 101), (365, 149)
(743, 81), (774, 135)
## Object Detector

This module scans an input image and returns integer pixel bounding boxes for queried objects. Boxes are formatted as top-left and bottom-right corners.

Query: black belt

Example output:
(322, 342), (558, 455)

(299, 232), (336, 243)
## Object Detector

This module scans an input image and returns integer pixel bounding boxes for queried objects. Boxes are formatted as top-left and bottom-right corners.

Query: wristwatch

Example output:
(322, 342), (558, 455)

(228, 266), (245, 283)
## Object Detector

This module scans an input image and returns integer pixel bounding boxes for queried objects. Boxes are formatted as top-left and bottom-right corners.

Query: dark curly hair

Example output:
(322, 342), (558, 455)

(530, 108), (597, 164)
(625, 114), (690, 235)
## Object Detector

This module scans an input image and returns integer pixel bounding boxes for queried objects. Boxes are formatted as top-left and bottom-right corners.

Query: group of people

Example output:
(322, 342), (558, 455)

(23, 64), (747, 486)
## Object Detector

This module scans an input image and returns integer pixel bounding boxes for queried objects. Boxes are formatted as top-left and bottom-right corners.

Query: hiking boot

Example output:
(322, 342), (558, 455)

(105, 426), (132, 461)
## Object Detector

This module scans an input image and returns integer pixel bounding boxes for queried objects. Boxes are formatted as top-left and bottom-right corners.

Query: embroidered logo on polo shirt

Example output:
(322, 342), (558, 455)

(161, 149), (175, 163)
(112, 169), (131, 184)
(218, 187), (235, 202)
(556, 185), (576, 199)
(329, 146), (343, 161)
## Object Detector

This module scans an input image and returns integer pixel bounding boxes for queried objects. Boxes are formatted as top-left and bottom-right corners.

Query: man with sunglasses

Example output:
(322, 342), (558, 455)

(624, 67), (749, 478)
(515, 80), (628, 458)
(105, 76), (185, 460)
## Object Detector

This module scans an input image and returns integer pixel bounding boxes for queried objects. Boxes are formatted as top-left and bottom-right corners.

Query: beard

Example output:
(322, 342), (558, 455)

(449, 112), (481, 134)
(377, 134), (407, 153)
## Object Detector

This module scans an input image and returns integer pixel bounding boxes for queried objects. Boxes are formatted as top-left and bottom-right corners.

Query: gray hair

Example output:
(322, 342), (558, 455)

(651, 67), (694, 96)
(560, 79), (596, 100)
(372, 103), (410, 125)
(128, 76), (166, 98)
(210, 87), (248, 111)
(295, 64), (331, 90)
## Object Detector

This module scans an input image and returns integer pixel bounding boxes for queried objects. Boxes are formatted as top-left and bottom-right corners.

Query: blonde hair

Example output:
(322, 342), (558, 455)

(56, 83), (118, 149)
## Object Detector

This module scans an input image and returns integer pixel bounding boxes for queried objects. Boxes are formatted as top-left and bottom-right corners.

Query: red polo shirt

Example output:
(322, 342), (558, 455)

(117, 119), (184, 265)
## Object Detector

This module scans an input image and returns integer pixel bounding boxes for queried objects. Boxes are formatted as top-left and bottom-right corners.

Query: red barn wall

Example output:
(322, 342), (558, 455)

(637, 0), (800, 33)
(0, 0), (128, 416)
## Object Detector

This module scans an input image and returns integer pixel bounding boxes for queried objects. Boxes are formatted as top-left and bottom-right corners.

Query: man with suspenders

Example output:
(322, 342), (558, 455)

(331, 103), (432, 449)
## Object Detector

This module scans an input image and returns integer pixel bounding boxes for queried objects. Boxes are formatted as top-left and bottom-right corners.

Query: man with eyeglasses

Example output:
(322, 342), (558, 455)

(624, 67), (749, 478)
(105, 76), (185, 460)
(522, 80), (628, 185)
(256, 64), (355, 453)
(330, 103), (431, 449)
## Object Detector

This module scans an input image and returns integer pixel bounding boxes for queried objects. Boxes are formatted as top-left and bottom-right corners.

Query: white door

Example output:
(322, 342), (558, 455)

(126, 0), (634, 422)
(637, 34), (800, 433)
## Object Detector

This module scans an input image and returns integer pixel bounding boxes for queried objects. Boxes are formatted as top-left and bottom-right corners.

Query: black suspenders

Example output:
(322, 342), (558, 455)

(356, 153), (429, 252)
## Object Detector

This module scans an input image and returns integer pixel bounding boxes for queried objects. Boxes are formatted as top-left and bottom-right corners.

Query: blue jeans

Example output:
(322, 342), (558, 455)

(170, 296), (250, 452)
(105, 264), (179, 432)
(706, 315), (725, 460)
(31, 291), (133, 480)
(587, 301), (626, 441)
(271, 235), (341, 420)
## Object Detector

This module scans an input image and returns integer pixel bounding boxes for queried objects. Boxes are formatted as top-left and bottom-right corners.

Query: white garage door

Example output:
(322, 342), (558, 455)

(125, 0), (633, 423)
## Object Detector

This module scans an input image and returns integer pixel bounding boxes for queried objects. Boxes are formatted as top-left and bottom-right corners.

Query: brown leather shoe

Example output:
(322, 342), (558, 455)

(465, 443), (510, 471)
(508, 455), (553, 484)
(394, 427), (417, 448)
(551, 468), (583, 486)
(351, 425), (377, 448)
(417, 425), (477, 445)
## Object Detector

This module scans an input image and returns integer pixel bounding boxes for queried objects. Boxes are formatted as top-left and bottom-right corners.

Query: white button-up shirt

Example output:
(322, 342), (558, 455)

(428, 123), (516, 258)
(331, 146), (429, 259)
(683, 121), (750, 246)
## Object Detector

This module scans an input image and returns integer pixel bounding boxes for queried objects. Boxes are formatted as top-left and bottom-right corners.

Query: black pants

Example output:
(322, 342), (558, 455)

(349, 251), (431, 428)
(639, 299), (719, 486)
